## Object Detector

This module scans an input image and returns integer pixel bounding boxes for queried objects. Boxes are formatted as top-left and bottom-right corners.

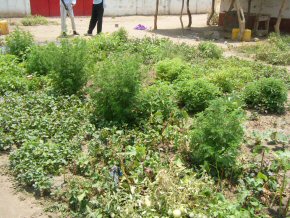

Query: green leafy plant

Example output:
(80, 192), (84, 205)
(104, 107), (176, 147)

(135, 82), (179, 120)
(190, 98), (245, 174)
(5, 28), (34, 59)
(91, 54), (142, 124)
(197, 42), (223, 59)
(244, 78), (288, 113)
(50, 39), (88, 95)
(177, 78), (221, 113)
(26, 43), (58, 75)
(156, 58), (192, 82)
(0, 54), (45, 94)
(0, 92), (89, 150)
(10, 141), (78, 193)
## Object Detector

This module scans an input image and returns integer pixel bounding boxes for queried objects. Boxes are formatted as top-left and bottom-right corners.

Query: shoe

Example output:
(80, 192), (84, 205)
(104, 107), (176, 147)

(84, 33), (93, 36)
(73, 31), (80, 35)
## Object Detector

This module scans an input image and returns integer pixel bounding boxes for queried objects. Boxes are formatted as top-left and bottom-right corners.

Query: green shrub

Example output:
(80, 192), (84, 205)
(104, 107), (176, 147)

(50, 39), (88, 95)
(26, 43), (58, 75)
(21, 15), (49, 26)
(5, 28), (34, 59)
(244, 78), (288, 113)
(198, 42), (222, 59)
(91, 54), (142, 124)
(177, 79), (221, 113)
(10, 141), (78, 193)
(111, 27), (128, 42)
(0, 54), (45, 94)
(208, 67), (254, 93)
(190, 98), (245, 173)
(156, 58), (192, 82)
(136, 82), (178, 120)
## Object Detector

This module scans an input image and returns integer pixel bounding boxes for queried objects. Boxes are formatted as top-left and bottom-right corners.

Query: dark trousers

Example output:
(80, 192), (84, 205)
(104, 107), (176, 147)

(88, 4), (104, 34)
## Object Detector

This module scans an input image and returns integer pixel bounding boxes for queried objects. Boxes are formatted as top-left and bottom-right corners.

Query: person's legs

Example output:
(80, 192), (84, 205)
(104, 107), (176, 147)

(60, 2), (67, 34)
(87, 4), (98, 34)
(96, 6), (104, 34)
(67, 4), (76, 32)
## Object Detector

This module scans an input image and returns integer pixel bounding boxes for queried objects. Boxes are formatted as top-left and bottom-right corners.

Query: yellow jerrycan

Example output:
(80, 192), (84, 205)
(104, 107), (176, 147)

(0, 20), (9, 35)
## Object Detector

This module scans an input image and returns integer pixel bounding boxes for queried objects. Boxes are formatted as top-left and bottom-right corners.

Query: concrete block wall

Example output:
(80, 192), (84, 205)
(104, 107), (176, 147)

(0, 0), (30, 17)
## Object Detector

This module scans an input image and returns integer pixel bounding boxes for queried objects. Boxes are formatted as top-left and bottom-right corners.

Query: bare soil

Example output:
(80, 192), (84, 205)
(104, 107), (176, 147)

(5, 14), (260, 48)
(0, 154), (57, 218)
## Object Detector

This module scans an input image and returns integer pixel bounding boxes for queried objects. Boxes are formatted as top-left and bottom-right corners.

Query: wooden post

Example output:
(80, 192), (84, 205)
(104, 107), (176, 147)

(154, 0), (159, 30)
(207, 0), (216, 26)
(187, 0), (192, 28)
(234, 0), (246, 40)
(180, 0), (185, 30)
(274, 0), (287, 34)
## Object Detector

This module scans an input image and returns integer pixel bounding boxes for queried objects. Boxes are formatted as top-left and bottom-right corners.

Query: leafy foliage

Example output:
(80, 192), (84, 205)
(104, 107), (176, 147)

(244, 78), (288, 113)
(10, 141), (78, 193)
(0, 54), (45, 94)
(156, 58), (192, 82)
(0, 92), (89, 151)
(197, 41), (223, 59)
(91, 54), (142, 124)
(50, 39), (88, 95)
(190, 98), (245, 173)
(26, 43), (58, 75)
(135, 82), (179, 120)
(177, 78), (221, 113)
(5, 28), (34, 59)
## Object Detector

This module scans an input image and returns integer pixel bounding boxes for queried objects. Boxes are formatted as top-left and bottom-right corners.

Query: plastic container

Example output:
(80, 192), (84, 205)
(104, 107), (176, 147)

(242, 29), (252, 42)
(231, 28), (240, 40)
(232, 28), (252, 41)
(0, 20), (9, 35)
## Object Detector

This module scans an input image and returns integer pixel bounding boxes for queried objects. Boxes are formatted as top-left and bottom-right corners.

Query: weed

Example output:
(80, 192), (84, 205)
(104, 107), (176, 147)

(177, 78), (221, 113)
(190, 98), (245, 174)
(21, 15), (49, 26)
(5, 28), (34, 59)
(244, 78), (288, 114)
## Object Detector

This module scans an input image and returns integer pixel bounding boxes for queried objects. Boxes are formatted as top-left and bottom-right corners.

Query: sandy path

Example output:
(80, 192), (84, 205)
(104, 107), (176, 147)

(0, 154), (53, 218)
(5, 14), (260, 49)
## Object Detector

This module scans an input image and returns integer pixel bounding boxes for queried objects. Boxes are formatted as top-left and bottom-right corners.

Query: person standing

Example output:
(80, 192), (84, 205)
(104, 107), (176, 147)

(60, 0), (79, 36)
(85, 0), (105, 36)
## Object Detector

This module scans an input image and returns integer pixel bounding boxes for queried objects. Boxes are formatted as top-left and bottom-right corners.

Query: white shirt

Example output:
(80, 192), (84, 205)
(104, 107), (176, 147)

(93, 0), (105, 6)
(62, 0), (76, 5)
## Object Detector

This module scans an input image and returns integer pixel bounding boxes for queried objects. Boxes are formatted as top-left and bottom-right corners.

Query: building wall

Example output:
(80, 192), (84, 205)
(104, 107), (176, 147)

(0, 0), (212, 17)
(220, 0), (290, 19)
(0, 0), (31, 17)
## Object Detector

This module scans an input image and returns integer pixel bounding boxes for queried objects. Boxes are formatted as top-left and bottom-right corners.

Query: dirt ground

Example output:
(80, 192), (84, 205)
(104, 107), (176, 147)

(5, 14), (258, 48)
(0, 154), (58, 218)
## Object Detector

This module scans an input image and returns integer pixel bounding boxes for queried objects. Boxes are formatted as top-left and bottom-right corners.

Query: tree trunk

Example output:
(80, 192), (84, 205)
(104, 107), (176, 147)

(187, 0), (192, 28)
(207, 0), (216, 26)
(154, 0), (159, 30)
(234, 0), (246, 40)
(274, 0), (287, 34)
(180, 0), (185, 30)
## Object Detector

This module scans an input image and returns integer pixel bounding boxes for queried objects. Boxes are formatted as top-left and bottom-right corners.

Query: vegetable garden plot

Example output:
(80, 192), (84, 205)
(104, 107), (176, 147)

(0, 29), (289, 218)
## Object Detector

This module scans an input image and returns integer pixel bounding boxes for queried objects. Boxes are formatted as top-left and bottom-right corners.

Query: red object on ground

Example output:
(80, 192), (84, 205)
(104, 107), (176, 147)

(30, 0), (92, 16)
